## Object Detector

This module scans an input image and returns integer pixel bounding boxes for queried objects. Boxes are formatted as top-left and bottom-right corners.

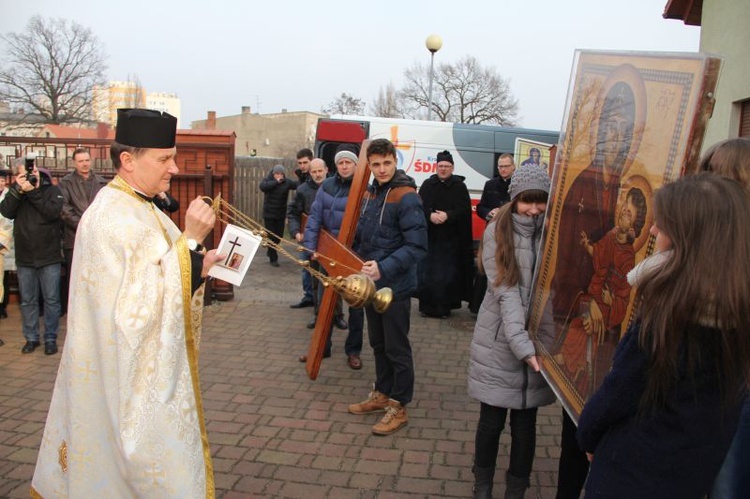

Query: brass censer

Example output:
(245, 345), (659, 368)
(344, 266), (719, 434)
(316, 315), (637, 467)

(206, 194), (392, 312)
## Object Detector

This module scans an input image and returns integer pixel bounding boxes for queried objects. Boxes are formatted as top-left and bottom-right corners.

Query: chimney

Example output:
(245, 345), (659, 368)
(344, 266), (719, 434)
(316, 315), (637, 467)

(241, 106), (251, 114)
(207, 111), (216, 130)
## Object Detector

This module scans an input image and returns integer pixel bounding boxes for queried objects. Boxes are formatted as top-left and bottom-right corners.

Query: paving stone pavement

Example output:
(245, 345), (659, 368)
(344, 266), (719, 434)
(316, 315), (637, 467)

(0, 258), (564, 498)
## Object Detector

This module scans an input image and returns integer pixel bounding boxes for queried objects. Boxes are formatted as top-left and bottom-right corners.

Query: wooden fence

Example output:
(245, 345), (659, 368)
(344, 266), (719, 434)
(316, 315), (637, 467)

(233, 156), (297, 224)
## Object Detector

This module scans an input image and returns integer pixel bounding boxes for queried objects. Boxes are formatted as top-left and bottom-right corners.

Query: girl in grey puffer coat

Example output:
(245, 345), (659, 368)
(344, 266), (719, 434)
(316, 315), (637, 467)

(467, 164), (555, 499)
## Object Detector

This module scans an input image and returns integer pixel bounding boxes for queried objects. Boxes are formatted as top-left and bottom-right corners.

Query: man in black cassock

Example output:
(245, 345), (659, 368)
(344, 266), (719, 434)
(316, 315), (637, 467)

(417, 150), (474, 318)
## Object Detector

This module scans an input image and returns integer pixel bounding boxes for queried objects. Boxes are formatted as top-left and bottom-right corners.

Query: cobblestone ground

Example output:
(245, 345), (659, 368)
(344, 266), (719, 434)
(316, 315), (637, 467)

(0, 258), (562, 498)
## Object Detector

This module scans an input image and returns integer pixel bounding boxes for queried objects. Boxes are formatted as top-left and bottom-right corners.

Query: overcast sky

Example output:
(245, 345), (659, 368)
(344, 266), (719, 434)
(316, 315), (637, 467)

(1, 0), (700, 131)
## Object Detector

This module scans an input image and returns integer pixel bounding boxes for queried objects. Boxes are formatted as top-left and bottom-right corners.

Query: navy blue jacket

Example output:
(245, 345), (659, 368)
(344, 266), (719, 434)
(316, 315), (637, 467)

(577, 321), (744, 499)
(303, 173), (352, 252)
(355, 170), (427, 300)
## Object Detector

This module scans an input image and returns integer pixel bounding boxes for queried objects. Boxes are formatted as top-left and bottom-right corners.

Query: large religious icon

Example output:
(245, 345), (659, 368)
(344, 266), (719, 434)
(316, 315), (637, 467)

(527, 50), (721, 421)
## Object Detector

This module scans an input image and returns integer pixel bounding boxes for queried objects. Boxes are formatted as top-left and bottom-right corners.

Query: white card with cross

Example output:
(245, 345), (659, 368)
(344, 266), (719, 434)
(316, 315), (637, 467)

(207, 223), (262, 286)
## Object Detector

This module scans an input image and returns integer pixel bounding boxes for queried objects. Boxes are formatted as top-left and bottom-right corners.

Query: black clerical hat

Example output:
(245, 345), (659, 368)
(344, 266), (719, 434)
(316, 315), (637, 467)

(436, 150), (454, 164)
(115, 108), (177, 148)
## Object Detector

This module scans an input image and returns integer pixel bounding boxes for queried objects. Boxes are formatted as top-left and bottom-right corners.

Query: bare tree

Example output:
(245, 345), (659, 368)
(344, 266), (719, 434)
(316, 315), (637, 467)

(0, 15), (107, 124)
(122, 73), (146, 108)
(322, 93), (365, 116)
(369, 83), (405, 118)
(401, 55), (519, 125)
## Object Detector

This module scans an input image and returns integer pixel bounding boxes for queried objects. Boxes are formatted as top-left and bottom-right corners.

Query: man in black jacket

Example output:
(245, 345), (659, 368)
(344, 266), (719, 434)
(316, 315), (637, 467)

(475, 153), (515, 222)
(287, 158), (327, 309)
(259, 164), (296, 267)
(60, 148), (107, 314)
(0, 157), (64, 354)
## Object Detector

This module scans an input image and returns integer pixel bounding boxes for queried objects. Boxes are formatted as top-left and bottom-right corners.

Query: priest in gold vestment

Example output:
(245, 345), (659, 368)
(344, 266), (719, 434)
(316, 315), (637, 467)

(32, 109), (221, 498)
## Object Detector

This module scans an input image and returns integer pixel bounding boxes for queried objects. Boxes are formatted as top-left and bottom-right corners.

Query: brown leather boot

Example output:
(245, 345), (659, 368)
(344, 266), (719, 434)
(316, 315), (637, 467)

(371, 400), (408, 435)
(348, 388), (389, 414)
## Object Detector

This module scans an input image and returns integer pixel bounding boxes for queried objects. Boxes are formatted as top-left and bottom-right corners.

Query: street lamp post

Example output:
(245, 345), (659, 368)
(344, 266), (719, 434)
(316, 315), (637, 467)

(425, 34), (443, 121)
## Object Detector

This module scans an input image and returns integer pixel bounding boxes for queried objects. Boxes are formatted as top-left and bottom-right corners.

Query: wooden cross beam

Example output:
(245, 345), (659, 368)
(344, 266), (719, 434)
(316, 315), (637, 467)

(304, 141), (371, 380)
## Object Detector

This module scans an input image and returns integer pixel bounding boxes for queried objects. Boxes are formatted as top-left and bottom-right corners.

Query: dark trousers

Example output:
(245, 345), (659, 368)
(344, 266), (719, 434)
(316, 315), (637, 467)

(263, 217), (285, 263)
(365, 297), (413, 405)
(555, 409), (589, 499)
(0, 270), (9, 314)
(474, 402), (538, 480)
(346, 307), (364, 356)
(62, 248), (74, 314)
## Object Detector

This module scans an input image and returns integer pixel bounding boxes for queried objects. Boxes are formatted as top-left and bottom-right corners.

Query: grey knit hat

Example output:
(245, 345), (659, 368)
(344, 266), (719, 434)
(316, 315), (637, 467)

(272, 164), (286, 175)
(508, 164), (550, 201)
(334, 148), (358, 166)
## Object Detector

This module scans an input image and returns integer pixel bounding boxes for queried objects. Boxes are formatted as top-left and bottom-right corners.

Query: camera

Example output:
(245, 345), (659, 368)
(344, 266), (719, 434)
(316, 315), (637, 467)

(24, 153), (37, 186)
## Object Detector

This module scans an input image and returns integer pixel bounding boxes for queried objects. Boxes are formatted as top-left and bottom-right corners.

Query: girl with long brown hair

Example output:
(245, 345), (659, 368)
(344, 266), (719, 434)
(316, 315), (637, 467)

(577, 173), (750, 498)
(467, 164), (555, 499)
(698, 137), (750, 499)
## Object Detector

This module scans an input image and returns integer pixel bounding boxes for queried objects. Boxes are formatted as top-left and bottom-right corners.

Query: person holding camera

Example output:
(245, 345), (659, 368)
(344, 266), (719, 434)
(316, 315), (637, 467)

(0, 155), (64, 355)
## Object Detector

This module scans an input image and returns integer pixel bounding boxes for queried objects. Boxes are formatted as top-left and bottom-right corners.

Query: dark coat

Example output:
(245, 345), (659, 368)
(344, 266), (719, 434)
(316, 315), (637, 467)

(287, 176), (321, 239)
(417, 174), (474, 308)
(354, 170), (428, 301)
(476, 175), (512, 221)
(259, 170), (296, 220)
(577, 321), (744, 499)
(59, 170), (107, 250)
(0, 170), (63, 267)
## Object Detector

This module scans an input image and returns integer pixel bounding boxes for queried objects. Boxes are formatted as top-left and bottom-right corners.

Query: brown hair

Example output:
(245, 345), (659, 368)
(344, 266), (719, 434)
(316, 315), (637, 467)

(637, 174), (750, 411)
(477, 189), (548, 287)
(72, 148), (90, 161)
(698, 137), (750, 195)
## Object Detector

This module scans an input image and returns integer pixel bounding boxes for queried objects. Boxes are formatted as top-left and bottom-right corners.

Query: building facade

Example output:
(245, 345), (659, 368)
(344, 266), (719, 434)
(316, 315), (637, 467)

(664, 0), (750, 146)
(146, 92), (182, 128)
(91, 81), (147, 126)
(191, 107), (324, 158)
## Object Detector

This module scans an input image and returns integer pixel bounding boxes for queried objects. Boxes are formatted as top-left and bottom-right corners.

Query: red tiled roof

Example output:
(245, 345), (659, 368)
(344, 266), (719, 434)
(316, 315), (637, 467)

(40, 124), (115, 140)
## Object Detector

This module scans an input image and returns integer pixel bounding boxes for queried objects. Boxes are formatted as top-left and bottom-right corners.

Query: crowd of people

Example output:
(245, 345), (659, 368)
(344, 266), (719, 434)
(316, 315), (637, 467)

(0, 110), (746, 497)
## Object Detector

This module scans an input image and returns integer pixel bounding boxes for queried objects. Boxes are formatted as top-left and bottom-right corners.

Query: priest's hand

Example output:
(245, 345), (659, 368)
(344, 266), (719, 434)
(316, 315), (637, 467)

(184, 197), (216, 242)
(201, 250), (225, 278)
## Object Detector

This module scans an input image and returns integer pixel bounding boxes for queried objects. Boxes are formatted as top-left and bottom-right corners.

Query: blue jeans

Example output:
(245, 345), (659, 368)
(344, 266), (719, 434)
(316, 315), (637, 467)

(711, 396), (750, 498)
(17, 263), (61, 343)
(299, 249), (313, 302)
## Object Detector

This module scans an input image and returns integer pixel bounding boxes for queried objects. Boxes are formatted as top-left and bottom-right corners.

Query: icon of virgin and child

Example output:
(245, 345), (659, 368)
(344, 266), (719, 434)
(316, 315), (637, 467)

(547, 66), (654, 402)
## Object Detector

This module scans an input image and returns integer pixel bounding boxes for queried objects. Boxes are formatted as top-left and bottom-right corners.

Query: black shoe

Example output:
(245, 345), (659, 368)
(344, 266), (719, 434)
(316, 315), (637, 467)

(306, 318), (316, 329)
(270, 261), (280, 267)
(21, 341), (40, 354)
(0, 338), (4, 346)
(0, 309), (7, 319)
(334, 315), (348, 330)
(290, 299), (314, 309)
(44, 342), (58, 355)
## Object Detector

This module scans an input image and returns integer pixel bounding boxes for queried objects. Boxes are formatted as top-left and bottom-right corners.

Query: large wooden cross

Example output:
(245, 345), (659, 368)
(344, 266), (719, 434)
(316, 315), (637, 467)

(304, 141), (371, 380)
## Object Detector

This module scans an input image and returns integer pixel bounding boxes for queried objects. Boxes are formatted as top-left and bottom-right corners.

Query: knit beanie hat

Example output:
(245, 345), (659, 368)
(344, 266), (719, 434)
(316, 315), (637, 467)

(508, 164), (550, 201)
(334, 143), (359, 165)
(436, 150), (454, 164)
(272, 164), (286, 175)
